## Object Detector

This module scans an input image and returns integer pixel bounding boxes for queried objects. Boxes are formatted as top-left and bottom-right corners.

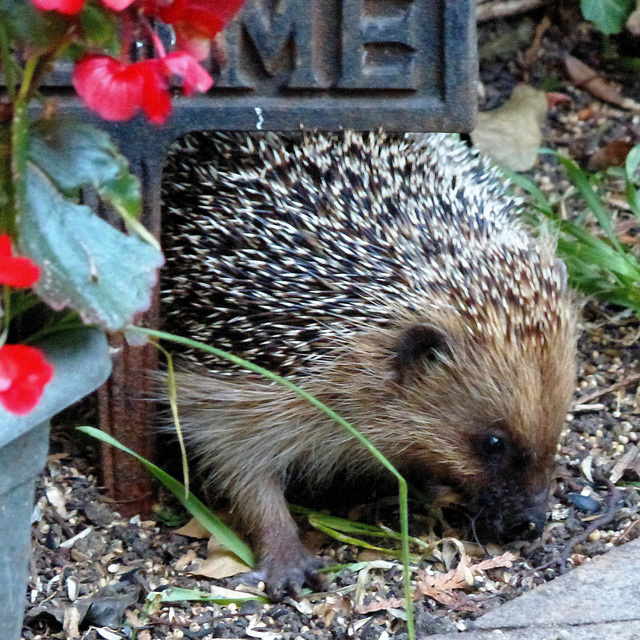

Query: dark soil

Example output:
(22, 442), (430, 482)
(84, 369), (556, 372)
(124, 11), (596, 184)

(21, 3), (640, 639)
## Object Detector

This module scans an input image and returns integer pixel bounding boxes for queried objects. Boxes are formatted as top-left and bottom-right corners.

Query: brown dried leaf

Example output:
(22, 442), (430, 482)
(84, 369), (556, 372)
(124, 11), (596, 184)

(472, 551), (517, 572)
(588, 140), (635, 171)
(416, 568), (467, 596)
(173, 518), (211, 539)
(627, 1), (640, 36)
(355, 596), (405, 614)
(415, 570), (478, 612)
(610, 446), (640, 484)
(471, 85), (548, 172)
(191, 538), (251, 579)
(174, 548), (198, 572)
(564, 54), (640, 111)
(62, 606), (81, 639)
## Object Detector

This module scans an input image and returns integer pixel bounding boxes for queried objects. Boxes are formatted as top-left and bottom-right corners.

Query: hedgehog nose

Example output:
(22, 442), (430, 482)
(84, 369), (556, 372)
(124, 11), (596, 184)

(506, 510), (546, 541)
(506, 493), (548, 541)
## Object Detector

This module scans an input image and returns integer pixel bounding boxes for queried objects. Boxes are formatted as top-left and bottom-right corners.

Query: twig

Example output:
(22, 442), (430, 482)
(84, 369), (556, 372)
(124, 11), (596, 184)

(477, 0), (552, 22)
(575, 372), (640, 405)
(535, 476), (621, 574)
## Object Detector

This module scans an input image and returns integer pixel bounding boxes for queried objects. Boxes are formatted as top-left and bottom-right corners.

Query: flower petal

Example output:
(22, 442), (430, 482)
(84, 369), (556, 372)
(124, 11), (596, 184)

(153, 0), (245, 39)
(0, 345), (53, 415)
(101, 0), (136, 9)
(136, 60), (173, 124)
(72, 56), (145, 122)
(162, 51), (213, 95)
(31, 0), (84, 15)
(0, 234), (40, 288)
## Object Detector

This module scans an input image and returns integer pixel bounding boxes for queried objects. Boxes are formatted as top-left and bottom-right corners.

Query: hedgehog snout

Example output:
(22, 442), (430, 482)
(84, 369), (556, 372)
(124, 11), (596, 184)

(472, 487), (549, 544)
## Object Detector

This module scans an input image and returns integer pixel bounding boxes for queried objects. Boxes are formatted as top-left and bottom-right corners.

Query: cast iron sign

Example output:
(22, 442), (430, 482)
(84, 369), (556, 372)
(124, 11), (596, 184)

(173, 0), (478, 133)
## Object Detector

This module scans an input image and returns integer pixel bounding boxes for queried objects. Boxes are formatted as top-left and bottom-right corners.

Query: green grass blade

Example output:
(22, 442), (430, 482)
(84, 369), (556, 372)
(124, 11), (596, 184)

(151, 587), (267, 604)
(309, 521), (407, 559)
(550, 152), (622, 249)
(77, 425), (255, 568)
(500, 167), (555, 216)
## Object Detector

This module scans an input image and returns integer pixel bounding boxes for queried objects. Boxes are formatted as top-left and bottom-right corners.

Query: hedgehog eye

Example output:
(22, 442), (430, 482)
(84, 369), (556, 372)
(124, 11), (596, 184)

(480, 434), (507, 458)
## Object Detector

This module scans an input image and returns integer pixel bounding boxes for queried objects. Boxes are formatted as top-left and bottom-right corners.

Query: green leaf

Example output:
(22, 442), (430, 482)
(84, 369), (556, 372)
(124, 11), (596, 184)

(78, 426), (255, 568)
(79, 4), (118, 53)
(151, 587), (266, 604)
(16, 164), (163, 330)
(626, 144), (640, 185)
(581, 0), (636, 34)
(28, 119), (142, 220)
(0, 0), (69, 51)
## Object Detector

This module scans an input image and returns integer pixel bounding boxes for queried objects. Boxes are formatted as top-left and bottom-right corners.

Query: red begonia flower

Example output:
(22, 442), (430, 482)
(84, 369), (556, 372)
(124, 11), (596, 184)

(152, 0), (244, 38)
(31, 0), (84, 14)
(73, 53), (210, 123)
(73, 56), (144, 121)
(102, 0), (137, 9)
(0, 344), (54, 415)
(0, 235), (40, 288)
(173, 31), (211, 62)
(136, 59), (173, 124)
(31, 0), (136, 14)
(73, 56), (172, 123)
(162, 51), (213, 95)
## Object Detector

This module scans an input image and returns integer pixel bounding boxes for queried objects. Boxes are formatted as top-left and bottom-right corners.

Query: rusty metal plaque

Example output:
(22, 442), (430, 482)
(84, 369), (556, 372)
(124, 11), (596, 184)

(171, 0), (477, 134)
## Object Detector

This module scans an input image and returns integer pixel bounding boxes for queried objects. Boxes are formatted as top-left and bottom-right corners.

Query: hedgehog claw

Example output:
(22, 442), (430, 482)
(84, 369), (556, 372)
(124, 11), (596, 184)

(264, 556), (327, 601)
(229, 557), (327, 601)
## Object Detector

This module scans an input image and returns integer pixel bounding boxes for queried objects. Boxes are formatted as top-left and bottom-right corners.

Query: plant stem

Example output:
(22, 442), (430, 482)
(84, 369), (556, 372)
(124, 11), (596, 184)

(0, 23), (17, 101)
(130, 326), (416, 640)
(0, 286), (10, 347)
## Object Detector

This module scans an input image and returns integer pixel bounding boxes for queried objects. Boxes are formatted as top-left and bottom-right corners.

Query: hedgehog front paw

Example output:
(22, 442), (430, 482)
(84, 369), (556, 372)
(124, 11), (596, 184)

(263, 554), (326, 600)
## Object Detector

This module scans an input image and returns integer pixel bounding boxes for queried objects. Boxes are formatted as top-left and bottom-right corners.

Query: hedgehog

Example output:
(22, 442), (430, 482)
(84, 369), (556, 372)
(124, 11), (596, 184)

(160, 131), (577, 598)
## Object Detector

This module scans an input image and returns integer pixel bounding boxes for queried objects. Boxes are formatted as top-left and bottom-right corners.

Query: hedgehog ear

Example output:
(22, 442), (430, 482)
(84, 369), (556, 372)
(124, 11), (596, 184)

(394, 324), (452, 382)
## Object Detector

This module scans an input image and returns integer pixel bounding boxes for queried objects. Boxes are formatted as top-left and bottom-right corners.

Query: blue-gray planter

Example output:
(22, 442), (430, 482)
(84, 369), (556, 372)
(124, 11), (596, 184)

(0, 328), (112, 640)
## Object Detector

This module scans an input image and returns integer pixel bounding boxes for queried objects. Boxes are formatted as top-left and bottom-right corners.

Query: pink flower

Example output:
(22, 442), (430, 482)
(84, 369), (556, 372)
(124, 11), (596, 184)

(72, 56), (169, 123)
(0, 235), (40, 288)
(0, 345), (54, 415)
(30, 0), (84, 14)
(146, 0), (245, 60)
(31, 0), (136, 15)
(73, 53), (211, 123)
(162, 51), (213, 95)
(150, 0), (244, 37)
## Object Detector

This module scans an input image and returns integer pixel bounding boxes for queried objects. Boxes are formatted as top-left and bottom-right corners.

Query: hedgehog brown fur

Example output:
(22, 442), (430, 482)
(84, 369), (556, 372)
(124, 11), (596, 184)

(160, 131), (577, 598)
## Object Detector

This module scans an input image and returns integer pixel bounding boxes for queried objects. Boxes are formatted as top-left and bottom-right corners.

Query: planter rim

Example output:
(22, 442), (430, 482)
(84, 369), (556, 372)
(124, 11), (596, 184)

(0, 328), (112, 448)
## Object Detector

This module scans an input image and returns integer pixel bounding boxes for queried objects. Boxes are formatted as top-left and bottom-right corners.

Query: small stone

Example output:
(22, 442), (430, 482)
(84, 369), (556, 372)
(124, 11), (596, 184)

(567, 493), (600, 514)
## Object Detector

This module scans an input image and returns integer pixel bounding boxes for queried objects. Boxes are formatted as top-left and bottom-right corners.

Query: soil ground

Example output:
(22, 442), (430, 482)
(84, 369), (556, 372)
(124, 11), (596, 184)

(20, 3), (640, 639)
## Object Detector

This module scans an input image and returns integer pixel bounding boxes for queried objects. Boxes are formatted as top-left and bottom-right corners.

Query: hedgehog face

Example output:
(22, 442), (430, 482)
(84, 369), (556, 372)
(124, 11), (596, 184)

(387, 314), (576, 543)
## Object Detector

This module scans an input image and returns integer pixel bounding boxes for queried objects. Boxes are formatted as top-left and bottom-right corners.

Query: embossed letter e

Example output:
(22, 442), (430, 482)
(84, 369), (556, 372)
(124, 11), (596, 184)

(338, 0), (418, 90)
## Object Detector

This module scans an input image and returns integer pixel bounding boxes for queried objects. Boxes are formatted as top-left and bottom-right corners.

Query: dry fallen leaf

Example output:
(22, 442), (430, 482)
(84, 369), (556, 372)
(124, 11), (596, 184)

(471, 85), (548, 172)
(627, 0), (640, 36)
(174, 548), (198, 571)
(415, 569), (477, 611)
(472, 551), (517, 572)
(564, 54), (640, 111)
(190, 536), (251, 579)
(355, 596), (404, 614)
(45, 485), (68, 518)
(173, 517), (211, 539)
(588, 140), (635, 171)
(62, 606), (81, 639)
(610, 446), (640, 484)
